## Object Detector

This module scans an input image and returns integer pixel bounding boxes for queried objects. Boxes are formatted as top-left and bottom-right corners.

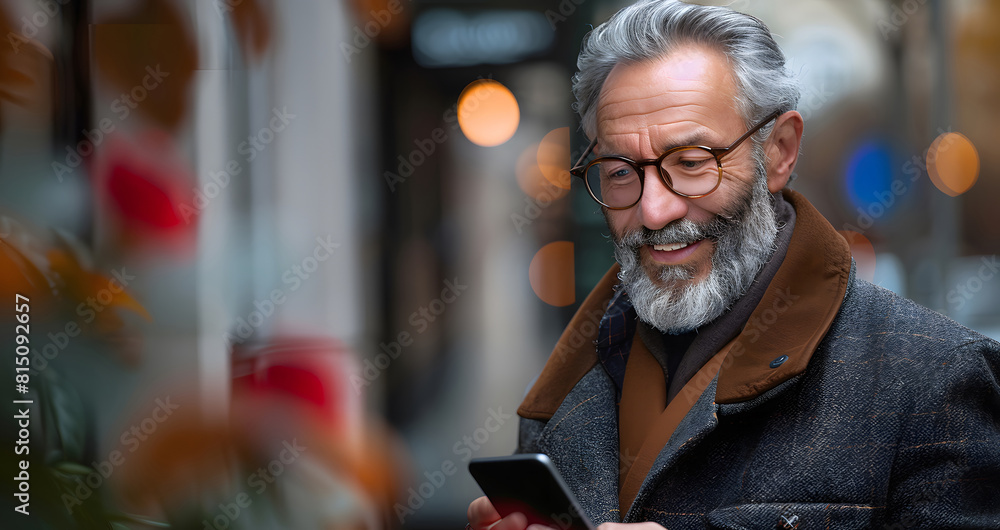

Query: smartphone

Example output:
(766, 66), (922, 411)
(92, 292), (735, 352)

(468, 453), (596, 530)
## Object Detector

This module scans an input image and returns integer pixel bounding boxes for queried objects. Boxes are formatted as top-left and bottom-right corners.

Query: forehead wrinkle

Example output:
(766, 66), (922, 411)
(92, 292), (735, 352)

(647, 110), (722, 146)
(597, 87), (714, 117)
(595, 49), (743, 158)
(597, 130), (650, 157)
(598, 90), (719, 131)
(599, 102), (712, 134)
(599, 107), (722, 156)
(651, 128), (715, 151)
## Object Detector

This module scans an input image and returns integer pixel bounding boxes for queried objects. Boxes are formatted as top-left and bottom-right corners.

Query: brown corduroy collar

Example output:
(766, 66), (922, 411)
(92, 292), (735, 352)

(517, 189), (852, 420)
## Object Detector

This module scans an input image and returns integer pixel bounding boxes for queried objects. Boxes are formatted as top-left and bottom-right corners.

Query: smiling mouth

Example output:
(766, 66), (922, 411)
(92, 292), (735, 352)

(644, 239), (709, 267)
(652, 242), (692, 252)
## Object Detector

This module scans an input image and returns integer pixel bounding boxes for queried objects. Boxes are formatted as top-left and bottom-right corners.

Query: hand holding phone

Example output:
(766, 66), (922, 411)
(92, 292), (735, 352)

(468, 454), (595, 530)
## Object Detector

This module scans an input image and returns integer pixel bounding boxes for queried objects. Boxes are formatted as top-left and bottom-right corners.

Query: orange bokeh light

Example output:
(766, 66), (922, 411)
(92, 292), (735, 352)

(517, 143), (569, 203)
(839, 230), (876, 283)
(457, 80), (519, 147)
(926, 132), (980, 197)
(529, 241), (575, 307)
(537, 127), (571, 190)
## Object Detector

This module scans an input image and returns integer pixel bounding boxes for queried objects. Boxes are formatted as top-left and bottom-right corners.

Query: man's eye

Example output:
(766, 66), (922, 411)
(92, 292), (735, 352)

(601, 164), (634, 180)
(679, 159), (709, 169)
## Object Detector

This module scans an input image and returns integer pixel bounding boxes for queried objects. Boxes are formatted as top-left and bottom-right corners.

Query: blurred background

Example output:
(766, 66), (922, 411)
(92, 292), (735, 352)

(0, 0), (996, 528)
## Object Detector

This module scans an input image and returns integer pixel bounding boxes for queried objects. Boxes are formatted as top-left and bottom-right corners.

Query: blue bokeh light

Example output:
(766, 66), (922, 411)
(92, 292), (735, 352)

(845, 140), (895, 213)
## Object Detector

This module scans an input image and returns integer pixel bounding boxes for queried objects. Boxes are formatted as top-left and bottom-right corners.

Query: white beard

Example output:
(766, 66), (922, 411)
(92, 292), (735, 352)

(611, 163), (779, 334)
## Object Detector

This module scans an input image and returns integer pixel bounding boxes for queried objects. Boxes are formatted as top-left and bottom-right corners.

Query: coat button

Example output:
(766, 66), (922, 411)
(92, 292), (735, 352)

(778, 513), (800, 529)
(769, 355), (788, 369)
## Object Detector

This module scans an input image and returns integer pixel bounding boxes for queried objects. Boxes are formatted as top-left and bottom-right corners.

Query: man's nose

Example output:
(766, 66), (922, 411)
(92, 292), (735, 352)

(637, 166), (689, 231)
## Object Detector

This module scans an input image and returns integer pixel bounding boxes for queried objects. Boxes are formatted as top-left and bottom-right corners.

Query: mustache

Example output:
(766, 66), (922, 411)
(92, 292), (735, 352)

(614, 210), (740, 249)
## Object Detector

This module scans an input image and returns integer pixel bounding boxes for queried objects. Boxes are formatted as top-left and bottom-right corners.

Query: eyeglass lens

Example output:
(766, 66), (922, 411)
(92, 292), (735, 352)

(583, 147), (719, 207)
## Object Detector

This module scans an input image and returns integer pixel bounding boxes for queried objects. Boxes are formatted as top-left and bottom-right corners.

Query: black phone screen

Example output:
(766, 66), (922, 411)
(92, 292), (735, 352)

(469, 453), (595, 530)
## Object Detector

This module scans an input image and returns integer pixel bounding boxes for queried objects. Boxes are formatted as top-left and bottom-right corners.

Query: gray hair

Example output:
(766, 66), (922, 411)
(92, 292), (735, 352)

(573, 0), (799, 142)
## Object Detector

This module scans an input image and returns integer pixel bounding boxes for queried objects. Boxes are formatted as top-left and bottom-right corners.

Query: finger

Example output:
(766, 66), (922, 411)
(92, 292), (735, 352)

(526, 524), (557, 530)
(492, 512), (528, 530)
(468, 496), (501, 529)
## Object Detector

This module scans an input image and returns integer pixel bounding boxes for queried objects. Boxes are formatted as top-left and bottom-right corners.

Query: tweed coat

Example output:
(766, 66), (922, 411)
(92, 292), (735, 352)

(515, 191), (1000, 529)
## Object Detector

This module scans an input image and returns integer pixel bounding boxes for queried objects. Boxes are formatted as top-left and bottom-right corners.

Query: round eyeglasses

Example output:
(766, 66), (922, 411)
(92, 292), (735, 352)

(569, 112), (780, 209)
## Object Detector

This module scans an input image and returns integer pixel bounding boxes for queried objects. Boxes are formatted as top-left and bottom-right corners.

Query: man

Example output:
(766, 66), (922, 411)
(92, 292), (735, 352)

(469, 1), (1000, 529)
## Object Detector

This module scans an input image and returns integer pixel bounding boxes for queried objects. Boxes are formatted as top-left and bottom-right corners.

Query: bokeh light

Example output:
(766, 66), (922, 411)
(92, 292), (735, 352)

(457, 79), (519, 147)
(839, 230), (876, 283)
(529, 241), (575, 307)
(516, 143), (569, 203)
(927, 132), (979, 197)
(536, 127), (571, 190)
(844, 140), (893, 211)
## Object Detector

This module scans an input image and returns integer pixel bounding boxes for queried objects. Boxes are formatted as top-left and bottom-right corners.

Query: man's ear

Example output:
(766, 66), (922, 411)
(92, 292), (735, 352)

(764, 111), (804, 193)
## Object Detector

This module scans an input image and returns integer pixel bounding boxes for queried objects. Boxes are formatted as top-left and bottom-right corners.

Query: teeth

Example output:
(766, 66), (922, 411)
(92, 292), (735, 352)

(653, 242), (690, 252)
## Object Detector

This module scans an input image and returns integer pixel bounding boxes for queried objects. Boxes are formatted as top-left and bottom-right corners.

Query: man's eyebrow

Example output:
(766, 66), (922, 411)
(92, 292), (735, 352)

(595, 130), (719, 157)
(656, 131), (716, 152)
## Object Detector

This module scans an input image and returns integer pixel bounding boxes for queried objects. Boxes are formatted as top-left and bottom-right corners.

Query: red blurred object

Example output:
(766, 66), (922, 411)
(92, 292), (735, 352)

(93, 131), (197, 255)
(261, 364), (328, 409)
(232, 337), (361, 440)
(108, 164), (183, 228)
(230, 337), (404, 521)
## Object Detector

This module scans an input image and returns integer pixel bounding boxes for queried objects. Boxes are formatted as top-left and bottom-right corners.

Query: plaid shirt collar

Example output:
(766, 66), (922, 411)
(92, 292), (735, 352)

(596, 285), (638, 403)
